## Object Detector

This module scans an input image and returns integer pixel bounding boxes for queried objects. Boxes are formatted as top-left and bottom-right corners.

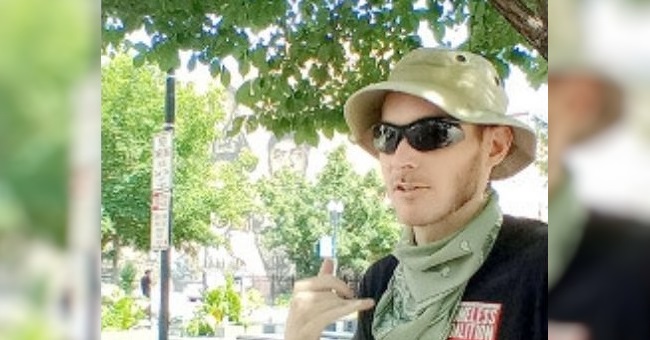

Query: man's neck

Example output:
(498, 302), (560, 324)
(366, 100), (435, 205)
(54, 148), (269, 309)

(549, 166), (566, 201)
(412, 192), (489, 245)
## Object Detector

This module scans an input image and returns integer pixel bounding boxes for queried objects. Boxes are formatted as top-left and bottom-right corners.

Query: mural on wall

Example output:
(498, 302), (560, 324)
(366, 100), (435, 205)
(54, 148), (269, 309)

(267, 134), (310, 177)
(212, 86), (251, 163)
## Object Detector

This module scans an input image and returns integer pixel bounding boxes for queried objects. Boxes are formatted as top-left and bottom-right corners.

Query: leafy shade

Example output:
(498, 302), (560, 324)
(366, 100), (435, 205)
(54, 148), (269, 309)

(102, 0), (547, 145)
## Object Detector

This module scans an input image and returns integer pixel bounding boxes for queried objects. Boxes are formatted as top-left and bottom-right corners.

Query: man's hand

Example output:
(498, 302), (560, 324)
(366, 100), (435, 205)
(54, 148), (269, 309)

(284, 259), (375, 340)
(549, 322), (591, 340)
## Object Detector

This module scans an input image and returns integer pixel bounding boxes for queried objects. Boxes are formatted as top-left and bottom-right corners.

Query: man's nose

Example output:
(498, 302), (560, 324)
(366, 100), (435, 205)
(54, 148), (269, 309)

(392, 137), (418, 169)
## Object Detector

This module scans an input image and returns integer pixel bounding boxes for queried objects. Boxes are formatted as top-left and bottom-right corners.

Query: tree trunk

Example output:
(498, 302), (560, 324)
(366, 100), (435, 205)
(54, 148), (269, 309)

(488, 0), (548, 60)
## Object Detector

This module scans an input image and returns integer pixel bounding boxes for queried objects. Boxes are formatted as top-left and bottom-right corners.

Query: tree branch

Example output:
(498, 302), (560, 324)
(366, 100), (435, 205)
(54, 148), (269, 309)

(488, 0), (547, 60)
(538, 0), (548, 31)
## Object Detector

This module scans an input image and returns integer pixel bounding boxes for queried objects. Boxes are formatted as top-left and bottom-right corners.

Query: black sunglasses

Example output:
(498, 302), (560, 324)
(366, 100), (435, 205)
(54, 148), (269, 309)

(371, 117), (465, 154)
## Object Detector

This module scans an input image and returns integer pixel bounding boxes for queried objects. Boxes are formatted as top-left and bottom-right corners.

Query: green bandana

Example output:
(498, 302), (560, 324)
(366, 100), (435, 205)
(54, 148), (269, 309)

(372, 191), (503, 340)
(548, 177), (587, 289)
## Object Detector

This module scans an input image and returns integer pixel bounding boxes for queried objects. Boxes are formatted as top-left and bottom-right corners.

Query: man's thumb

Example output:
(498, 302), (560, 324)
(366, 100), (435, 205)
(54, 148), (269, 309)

(318, 258), (334, 276)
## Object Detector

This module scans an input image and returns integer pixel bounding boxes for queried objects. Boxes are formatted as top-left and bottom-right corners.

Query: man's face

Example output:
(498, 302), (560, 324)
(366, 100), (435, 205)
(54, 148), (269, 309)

(269, 139), (308, 175)
(549, 73), (609, 154)
(378, 92), (490, 227)
(548, 73), (618, 191)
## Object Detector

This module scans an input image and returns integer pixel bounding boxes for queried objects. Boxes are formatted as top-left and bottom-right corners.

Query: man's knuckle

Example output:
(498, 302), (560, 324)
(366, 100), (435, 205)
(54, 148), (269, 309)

(290, 292), (312, 308)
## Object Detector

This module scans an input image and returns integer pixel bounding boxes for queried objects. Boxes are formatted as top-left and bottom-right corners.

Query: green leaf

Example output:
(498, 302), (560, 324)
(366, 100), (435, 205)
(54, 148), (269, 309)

(133, 53), (146, 68)
(322, 125), (334, 140)
(227, 116), (245, 138)
(432, 22), (446, 43)
(235, 80), (256, 107)
(239, 60), (250, 76)
(209, 59), (220, 78)
(220, 67), (231, 87)
(304, 130), (319, 146)
(134, 42), (149, 53)
(245, 115), (259, 133)
(251, 48), (266, 65)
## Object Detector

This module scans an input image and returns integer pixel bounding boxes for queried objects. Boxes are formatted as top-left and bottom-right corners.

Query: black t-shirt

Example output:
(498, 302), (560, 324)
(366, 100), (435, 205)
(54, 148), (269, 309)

(354, 215), (547, 340)
(549, 211), (650, 340)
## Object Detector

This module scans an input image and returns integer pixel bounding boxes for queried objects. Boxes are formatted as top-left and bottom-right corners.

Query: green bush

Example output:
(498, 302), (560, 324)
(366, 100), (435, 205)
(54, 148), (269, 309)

(185, 312), (215, 336)
(101, 296), (146, 330)
(202, 276), (242, 324)
(274, 292), (292, 307)
(245, 288), (265, 310)
(119, 261), (137, 295)
(237, 288), (265, 328)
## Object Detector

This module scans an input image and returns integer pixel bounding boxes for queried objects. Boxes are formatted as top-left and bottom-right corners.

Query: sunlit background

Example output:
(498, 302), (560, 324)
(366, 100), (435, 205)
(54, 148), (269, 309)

(1, 0), (649, 338)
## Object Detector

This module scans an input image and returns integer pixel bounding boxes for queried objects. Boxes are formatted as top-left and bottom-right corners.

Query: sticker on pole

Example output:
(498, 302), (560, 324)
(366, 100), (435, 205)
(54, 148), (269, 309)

(151, 190), (171, 251)
(151, 130), (173, 252)
(152, 131), (173, 190)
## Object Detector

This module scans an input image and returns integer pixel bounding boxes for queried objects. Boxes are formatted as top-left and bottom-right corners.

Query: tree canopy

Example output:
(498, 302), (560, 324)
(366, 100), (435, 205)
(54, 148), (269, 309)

(258, 146), (400, 278)
(101, 0), (547, 144)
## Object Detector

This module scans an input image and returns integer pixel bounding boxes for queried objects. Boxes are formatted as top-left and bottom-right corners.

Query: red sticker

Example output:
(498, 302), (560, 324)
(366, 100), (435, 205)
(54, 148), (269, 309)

(448, 301), (502, 340)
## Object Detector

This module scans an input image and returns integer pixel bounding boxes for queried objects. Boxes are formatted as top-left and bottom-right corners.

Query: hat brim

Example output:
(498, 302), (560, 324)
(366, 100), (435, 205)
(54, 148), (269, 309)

(344, 81), (538, 180)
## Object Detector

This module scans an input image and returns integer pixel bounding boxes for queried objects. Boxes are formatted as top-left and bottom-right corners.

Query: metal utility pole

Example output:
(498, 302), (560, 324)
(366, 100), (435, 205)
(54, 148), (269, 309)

(151, 70), (175, 340)
(326, 200), (344, 276)
(159, 69), (175, 340)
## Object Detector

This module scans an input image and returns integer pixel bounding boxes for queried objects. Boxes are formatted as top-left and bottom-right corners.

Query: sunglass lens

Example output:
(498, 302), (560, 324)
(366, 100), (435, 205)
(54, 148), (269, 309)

(373, 124), (401, 154)
(407, 120), (464, 151)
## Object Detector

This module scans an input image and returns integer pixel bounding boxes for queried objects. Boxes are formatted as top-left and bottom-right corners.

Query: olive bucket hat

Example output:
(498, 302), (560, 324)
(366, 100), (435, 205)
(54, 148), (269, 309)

(548, 0), (623, 143)
(344, 48), (537, 180)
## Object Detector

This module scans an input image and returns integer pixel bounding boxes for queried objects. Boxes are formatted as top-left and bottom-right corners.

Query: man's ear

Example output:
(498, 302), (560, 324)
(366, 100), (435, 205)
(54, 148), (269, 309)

(485, 126), (513, 168)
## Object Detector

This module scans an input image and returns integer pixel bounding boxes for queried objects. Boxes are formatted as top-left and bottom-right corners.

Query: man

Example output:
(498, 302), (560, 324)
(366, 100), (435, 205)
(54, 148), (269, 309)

(140, 269), (152, 298)
(285, 48), (546, 340)
(547, 1), (650, 338)
(548, 68), (650, 340)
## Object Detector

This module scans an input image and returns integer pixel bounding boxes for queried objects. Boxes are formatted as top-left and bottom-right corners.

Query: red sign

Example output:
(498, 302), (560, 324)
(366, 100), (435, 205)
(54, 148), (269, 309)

(151, 190), (170, 211)
(448, 302), (502, 340)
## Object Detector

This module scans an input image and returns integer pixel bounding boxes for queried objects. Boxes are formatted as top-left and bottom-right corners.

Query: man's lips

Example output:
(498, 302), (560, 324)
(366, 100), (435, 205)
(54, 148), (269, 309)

(393, 182), (430, 192)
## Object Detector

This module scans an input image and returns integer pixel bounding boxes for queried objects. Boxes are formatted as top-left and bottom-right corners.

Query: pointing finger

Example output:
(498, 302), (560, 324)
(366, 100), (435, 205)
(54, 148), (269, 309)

(319, 258), (334, 277)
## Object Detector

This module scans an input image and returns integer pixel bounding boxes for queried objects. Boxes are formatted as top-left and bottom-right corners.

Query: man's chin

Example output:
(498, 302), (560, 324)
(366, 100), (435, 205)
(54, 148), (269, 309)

(396, 211), (442, 227)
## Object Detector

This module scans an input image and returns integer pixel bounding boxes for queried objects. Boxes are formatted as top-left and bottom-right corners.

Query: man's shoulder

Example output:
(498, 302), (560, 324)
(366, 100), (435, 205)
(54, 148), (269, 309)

(488, 215), (547, 269)
(364, 254), (398, 278)
(581, 210), (650, 275)
(358, 255), (398, 299)
(500, 215), (547, 251)
(465, 215), (547, 299)
(502, 214), (547, 235)
(587, 210), (650, 241)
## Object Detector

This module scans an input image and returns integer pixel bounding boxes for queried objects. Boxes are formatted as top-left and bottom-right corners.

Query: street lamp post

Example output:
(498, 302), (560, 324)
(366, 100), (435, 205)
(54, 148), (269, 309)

(326, 200), (344, 276)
